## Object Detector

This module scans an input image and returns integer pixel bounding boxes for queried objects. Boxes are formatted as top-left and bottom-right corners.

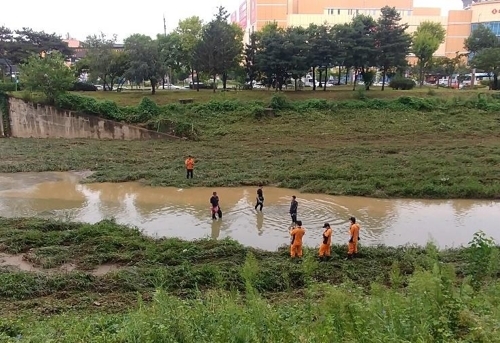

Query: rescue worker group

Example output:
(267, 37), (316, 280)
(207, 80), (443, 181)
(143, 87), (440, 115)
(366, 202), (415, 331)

(185, 155), (361, 261)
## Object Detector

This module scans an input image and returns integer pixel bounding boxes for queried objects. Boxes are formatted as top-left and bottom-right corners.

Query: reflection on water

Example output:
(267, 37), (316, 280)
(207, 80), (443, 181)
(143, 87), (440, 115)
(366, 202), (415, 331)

(0, 172), (499, 250)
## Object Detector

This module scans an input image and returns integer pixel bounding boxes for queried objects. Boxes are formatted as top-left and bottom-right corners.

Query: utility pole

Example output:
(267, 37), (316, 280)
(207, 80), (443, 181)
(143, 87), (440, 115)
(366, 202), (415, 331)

(163, 14), (167, 36)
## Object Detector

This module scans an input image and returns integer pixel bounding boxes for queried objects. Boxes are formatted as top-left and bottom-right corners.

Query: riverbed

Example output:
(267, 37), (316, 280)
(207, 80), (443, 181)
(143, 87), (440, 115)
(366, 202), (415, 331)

(0, 172), (498, 250)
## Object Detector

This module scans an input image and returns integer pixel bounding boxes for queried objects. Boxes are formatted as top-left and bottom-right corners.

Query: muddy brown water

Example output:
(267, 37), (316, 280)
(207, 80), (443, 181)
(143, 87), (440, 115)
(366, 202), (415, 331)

(0, 172), (499, 250)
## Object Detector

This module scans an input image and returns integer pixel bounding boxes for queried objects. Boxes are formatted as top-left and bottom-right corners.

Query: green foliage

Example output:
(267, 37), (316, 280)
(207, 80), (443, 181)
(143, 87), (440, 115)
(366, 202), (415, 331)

(81, 33), (128, 91)
(471, 48), (500, 90)
(464, 24), (499, 54)
(70, 82), (97, 91)
(137, 97), (161, 122)
(20, 51), (76, 104)
(194, 7), (244, 91)
(376, 6), (412, 91)
(0, 91), (10, 136)
(1, 219), (500, 342)
(466, 231), (498, 290)
(269, 93), (291, 110)
(0, 26), (73, 65)
(0, 82), (17, 92)
(412, 21), (446, 84)
(389, 77), (417, 90)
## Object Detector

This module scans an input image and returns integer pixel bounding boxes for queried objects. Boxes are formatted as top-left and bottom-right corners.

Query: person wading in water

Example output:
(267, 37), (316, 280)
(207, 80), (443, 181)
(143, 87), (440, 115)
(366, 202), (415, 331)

(289, 195), (298, 226)
(255, 185), (264, 212)
(210, 192), (222, 220)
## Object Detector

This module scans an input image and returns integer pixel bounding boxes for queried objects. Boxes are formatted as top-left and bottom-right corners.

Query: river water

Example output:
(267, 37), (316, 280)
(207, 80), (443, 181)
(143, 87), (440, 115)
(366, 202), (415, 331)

(0, 172), (498, 250)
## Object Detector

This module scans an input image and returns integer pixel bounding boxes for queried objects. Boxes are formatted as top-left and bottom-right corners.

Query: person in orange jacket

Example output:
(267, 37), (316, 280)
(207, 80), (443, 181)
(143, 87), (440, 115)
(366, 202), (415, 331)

(318, 222), (332, 260)
(290, 220), (306, 259)
(185, 155), (195, 179)
(347, 216), (360, 259)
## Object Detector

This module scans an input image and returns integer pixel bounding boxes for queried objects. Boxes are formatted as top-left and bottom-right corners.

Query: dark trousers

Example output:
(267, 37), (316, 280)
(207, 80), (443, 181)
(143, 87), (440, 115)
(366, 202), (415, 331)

(290, 213), (297, 224)
(255, 199), (263, 211)
(186, 169), (193, 179)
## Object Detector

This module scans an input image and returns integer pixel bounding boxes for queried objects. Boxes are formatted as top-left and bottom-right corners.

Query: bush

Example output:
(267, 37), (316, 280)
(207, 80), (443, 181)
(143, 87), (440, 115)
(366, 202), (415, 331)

(389, 78), (416, 90)
(0, 82), (17, 92)
(136, 97), (160, 122)
(270, 93), (291, 110)
(71, 82), (97, 92)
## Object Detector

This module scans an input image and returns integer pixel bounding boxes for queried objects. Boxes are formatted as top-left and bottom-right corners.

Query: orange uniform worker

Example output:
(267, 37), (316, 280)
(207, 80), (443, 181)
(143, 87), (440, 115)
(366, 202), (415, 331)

(290, 220), (306, 258)
(185, 155), (195, 179)
(319, 223), (333, 260)
(347, 216), (360, 259)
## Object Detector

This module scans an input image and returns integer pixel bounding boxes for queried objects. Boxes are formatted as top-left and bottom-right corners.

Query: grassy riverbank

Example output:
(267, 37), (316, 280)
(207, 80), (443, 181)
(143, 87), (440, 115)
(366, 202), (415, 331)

(2, 92), (500, 198)
(0, 218), (499, 342)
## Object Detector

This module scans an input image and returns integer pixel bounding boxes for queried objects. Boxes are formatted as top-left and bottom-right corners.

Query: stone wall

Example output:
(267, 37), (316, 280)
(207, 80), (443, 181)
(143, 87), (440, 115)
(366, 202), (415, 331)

(7, 97), (178, 140)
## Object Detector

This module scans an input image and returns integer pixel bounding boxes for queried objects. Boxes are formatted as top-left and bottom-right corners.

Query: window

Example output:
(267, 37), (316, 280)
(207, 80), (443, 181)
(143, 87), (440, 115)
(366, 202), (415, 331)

(348, 9), (353, 15)
(338, 9), (341, 15)
(407, 10), (412, 16)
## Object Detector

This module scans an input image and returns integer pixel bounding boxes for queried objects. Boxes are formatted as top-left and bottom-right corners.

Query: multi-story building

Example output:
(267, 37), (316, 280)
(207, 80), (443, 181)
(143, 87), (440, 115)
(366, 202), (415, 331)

(62, 38), (124, 66)
(230, 0), (500, 61)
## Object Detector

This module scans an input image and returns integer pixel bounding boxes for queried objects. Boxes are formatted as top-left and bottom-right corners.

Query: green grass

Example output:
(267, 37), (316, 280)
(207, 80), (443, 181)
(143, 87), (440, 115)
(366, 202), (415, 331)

(0, 218), (499, 342)
(2, 93), (500, 198)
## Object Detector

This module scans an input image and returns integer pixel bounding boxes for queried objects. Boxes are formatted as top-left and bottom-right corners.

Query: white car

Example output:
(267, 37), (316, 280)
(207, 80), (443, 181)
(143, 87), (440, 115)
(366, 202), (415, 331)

(165, 84), (181, 90)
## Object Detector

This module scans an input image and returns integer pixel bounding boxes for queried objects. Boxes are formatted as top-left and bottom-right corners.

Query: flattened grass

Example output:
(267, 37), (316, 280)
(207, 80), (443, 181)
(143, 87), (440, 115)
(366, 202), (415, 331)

(1, 101), (500, 198)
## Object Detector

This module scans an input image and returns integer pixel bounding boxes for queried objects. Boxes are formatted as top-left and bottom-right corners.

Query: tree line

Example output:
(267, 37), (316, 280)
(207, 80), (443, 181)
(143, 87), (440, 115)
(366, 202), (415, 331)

(2, 5), (500, 97)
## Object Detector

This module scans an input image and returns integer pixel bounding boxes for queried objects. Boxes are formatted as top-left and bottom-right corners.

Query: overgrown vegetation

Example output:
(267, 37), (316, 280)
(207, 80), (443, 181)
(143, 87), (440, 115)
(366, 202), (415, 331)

(0, 91), (10, 136)
(2, 91), (500, 198)
(0, 218), (499, 342)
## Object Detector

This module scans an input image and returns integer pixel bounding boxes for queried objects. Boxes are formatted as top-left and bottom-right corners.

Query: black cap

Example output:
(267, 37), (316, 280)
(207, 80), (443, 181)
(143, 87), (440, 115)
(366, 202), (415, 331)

(323, 223), (330, 228)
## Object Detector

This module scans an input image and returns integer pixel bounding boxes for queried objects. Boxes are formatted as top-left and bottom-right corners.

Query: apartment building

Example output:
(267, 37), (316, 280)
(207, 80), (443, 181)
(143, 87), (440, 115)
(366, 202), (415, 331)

(230, 0), (500, 59)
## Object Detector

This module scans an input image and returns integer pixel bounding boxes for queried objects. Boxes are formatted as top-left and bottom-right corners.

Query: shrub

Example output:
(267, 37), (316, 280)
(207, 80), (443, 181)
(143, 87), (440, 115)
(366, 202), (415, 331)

(71, 82), (97, 92)
(0, 82), (17, 92)
(389, 78), (416, 90)
(269, 93), (291, 110)
(136, 97), (161, 122)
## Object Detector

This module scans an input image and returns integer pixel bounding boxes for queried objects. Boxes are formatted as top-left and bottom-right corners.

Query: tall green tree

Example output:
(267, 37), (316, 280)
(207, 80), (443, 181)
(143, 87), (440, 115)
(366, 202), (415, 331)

(308, 24), (334, 90)
(286, 26), (309, 90)
(176, 16), (204, 90)
(20, 51), (75, 104)
(124, 34), (163, 95)
(471, 47), (500, 90)
(194, 7), (243, 91)
(82, 33), (120, 90)
(255, 23), (289, 90)
(464, 24), (499, 55)
(375, 6), (411, 90)
(0, 27), (72, 64)
(158, 32), (184, 88)
(346, 15), (378, 90)
(332, 24), (353, 85)
(412, 21), (446, 86)
(244, 32), (259, 89)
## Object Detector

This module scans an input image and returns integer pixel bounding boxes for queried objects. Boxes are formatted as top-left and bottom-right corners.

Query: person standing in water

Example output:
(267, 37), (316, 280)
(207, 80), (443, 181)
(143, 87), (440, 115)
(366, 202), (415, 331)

(255, 185), (264, 212)
(289, 195), (298, 225)
(319, 223), (333, 261)
(210, 192), (221, 220)
(290, 220), (306, 259)
(347, 216), (360, 259)
(185, 155), (195, 179)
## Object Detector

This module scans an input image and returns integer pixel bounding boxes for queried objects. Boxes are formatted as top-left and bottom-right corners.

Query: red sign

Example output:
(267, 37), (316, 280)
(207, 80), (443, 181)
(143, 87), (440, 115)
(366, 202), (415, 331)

(250, 0), (256, 25)
(239, 1), (247, 29)
(230, 11), (237, 24)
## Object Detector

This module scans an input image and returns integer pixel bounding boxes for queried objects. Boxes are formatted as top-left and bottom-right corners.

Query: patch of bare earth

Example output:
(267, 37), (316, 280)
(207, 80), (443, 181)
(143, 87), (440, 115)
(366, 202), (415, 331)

(0, 253), (120, 276)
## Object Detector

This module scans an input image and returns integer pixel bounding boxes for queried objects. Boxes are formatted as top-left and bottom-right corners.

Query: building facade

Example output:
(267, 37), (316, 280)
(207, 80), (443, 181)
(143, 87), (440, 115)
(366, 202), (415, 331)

(230, 0), (500, 60)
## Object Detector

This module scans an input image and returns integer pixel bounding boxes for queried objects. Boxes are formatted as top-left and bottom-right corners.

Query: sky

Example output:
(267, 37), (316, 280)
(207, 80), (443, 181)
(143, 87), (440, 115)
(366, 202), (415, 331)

(0, 0), (463, 43)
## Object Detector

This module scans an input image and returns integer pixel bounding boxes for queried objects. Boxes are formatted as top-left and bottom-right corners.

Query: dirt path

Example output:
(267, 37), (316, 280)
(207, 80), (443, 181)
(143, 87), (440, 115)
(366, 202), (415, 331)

(0, 253), (119, 276)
